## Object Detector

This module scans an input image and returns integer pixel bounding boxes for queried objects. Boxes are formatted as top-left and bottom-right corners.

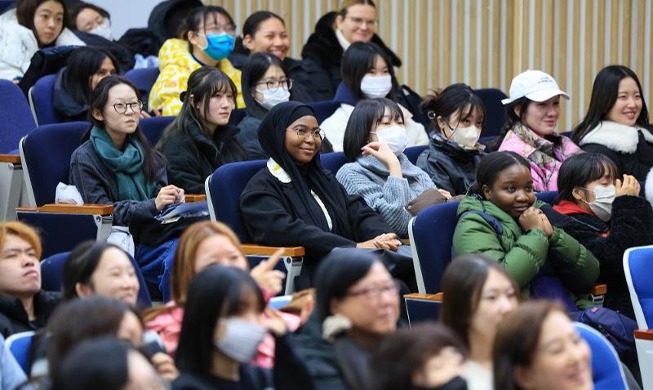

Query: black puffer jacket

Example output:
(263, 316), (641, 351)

(0, 291), (61, 338)
(301, 11), (401, 101)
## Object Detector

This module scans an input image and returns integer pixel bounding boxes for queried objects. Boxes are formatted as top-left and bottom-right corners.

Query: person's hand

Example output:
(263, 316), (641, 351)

(357, 233), (401, 251)
(250, 248), (286, 296)
(262, 307), (288, 336)
(437, 189), (452, 199)
(361, 141), (402, 177)
(518, 207), (548, 233)
(616, 174), (640, 197)
(155, 185), (184, 210)
(150, 352), (179, 381)
(139, 110), (151, 119)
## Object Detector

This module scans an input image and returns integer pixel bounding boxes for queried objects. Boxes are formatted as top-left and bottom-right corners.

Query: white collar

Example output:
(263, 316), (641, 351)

(267, 158), (292, 183)
(335, 28), (351, 51)
(580, 121), (653, 154)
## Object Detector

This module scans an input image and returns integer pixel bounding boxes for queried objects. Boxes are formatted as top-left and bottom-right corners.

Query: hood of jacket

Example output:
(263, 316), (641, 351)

(147, 0), (203, 41)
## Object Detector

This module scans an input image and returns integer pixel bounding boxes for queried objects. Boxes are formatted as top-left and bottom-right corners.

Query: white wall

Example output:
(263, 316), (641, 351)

(86, 0), (163, 39)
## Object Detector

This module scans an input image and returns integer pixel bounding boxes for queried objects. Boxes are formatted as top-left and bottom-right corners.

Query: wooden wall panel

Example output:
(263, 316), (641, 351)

(207, 0), (653, 130)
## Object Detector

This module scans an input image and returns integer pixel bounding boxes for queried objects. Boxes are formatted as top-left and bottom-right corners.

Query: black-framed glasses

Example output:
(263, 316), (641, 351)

(256, 78), (293, 92)
(346, 280), (400, 300)
(113, 101), (143, 114)
(291, 126), (324, 140)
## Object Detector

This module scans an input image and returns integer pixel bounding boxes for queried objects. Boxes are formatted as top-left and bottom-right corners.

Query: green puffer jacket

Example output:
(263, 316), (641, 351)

(452, 195), (600, 304)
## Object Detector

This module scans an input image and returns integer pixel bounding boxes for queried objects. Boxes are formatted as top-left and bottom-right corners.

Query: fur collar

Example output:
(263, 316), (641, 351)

(580, 121), (653, 154)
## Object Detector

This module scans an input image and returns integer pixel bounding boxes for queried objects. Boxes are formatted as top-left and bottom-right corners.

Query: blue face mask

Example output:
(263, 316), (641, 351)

(200, 32), (235, 61)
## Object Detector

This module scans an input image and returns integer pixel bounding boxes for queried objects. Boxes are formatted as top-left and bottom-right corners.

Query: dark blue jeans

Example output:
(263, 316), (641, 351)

(135, 238), (178, 302)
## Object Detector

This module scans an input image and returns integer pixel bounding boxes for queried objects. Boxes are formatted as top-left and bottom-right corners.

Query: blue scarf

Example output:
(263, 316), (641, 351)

(90, 126), (155, 201)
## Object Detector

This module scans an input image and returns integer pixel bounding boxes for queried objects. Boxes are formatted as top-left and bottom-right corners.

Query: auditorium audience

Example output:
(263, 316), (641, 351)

(0, 221), (60, 337)
(490, 70), (580, 191)
(336, 98), (450, 238)
(320, 42), (428, 152)
(417, 83), (487, 195)
(157, 66), (247, 194)
(149, 6), (244, 116)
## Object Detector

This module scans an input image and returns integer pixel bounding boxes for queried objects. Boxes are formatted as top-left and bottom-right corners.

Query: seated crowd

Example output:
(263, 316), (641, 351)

(1, 0), (653, 389)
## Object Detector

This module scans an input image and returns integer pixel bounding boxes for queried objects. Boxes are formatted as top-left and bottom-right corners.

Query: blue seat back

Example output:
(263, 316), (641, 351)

(0, 80), (36, 152)
(404, 145), (428, 164)
(408, 201), (460, 293)
(20, 121), (89, 206)
(536, 191), (557, 205)
(575, 323), (628, 390)
(308, 100), (340, 124)
(6, 331), (35, 375)
(206, 160), (267, 243)
(124, 68), (160, 104)
(41, 250), (152, 308)
(140, 116), (174, 146)
(28, 74), (59, 126)
(320, 152), (348, 174)
(476, 88), (507, 138)
(624, 245), (653, 329)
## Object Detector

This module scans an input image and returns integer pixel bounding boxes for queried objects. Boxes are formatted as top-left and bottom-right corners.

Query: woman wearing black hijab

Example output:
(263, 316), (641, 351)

(240, 101), (407, 288)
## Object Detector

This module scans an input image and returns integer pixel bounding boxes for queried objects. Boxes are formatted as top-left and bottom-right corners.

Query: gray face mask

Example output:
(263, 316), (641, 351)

(214, 317), (267, 363)
(90, 19), (113, 40)
(582, 184), (616, 222)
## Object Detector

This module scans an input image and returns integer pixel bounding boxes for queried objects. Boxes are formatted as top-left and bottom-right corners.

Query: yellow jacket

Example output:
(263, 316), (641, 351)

(149, 38), (244, 116)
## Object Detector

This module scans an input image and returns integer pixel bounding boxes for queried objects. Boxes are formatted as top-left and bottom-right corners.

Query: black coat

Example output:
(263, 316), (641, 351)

(416, 134), (485, 195)
(0, 291), (61, 338)
(53, 67), (87, 122)
(158, 122), (247, 194)
(555, 195), (653, 318)
(301, 12), (402, 101)
(582, 131), (653, 182)
(240, 167), (389, 285)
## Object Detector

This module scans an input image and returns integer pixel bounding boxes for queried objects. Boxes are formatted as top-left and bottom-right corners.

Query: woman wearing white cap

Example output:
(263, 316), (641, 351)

(489, 70), (581, 192)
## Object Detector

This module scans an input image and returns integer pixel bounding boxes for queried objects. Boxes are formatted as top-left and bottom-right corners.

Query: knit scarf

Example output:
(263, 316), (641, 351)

(90, 126), (155, 201)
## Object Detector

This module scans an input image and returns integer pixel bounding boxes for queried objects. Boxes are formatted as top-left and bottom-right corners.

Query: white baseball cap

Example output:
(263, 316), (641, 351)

(501, 70), (570, 105)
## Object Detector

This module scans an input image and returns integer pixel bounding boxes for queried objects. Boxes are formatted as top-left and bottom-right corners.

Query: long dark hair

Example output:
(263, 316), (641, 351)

(342, 41), (398, 101)
(342, 98), (404, 161)
(470, 151), (531, 196)
(175, 265), (264, 374)
(556, 152), (618, 202)
(85, 75), (163, 183)
(63, 47), (119, 107)
(241, 52), (286, 119)
(16, 0), (68, 47)
(158, 66), (238, 149)
(420, 83), (487, 133)
(572, 65), (650, 144)
(440, 254), (520, 349)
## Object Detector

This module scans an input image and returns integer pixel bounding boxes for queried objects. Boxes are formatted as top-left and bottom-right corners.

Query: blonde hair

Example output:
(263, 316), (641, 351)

(0, 222), (42, 259)
(171, 221), (242, 306)
(339, 0), (376, 16)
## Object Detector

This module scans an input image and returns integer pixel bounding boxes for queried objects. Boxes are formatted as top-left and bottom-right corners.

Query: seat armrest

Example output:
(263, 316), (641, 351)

(635, 329), (653, 340)
(0, 154), (20, 163)
(403, 292), (444, 301)
(591, 284), (607, 295)
(185, 194), (206, 203)
(17, 204), (114, 216)
(241, 244), (305, 257)
(404, 292), (444, 325)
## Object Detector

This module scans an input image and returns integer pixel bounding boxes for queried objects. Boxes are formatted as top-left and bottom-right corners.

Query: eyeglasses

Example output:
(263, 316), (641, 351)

(256, 78), (293, 92)
(113, 101), (143, 114)
(290, 126), (324, 140)
(202, 22), (236, 36)
(347, 280), (400, 300)
(346, 16), (378, 28)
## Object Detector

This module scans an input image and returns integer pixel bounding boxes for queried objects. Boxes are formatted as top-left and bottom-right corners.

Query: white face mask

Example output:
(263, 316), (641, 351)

(582, 184), (616, 222)
(257, 87), (290, 110)
(360, 75), (392, 99)
(447, 125), (481, 148)
(214, 317), (267, 363)
(371, 124), (407, 155)
(89, 19), (113, 41)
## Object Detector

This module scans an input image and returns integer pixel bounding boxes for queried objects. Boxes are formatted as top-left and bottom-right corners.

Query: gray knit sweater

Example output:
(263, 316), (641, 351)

(335, 154), (435, 238)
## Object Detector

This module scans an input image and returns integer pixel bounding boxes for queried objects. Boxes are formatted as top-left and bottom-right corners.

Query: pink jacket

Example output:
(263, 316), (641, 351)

(498, 127), (581, 191)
